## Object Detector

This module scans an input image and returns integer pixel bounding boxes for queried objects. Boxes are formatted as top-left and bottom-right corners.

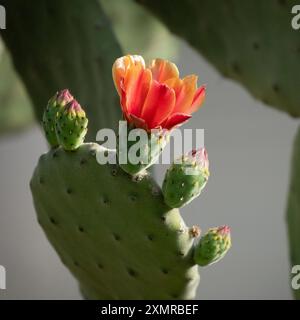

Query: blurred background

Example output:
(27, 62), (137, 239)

(0, 0), (299, 299)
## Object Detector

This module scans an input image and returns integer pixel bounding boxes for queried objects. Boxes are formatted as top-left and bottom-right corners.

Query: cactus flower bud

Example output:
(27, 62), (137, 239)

(194, 226), (231, 267)
(42, 89), (73, 147)
(55, 99), (88, 151)
(162, 148), (209, 208)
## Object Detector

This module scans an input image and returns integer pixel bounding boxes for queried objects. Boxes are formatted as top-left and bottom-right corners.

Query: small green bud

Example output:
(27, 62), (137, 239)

(162, 148), (209, 208)
(194, 226), (231, 267)
(42, 89), (73, 147)
(55, 99), (88, 151)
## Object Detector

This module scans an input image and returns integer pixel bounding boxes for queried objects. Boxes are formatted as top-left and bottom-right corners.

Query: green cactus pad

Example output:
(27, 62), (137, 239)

(287, 125), (300, 299)
(137, 0), (300, 117)
(100, 0), (178, 62)
(30, 143), (200, 299)
(0, 43), (34, 134)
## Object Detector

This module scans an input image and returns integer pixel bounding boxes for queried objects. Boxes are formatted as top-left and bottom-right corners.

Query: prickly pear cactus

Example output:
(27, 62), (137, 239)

(30, 144), (200, 299)
(30, 83), (231, 299)
(137, 0), (300, 117)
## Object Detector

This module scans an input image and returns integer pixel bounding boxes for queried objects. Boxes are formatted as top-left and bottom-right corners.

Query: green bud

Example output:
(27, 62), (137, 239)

(55, 99), (88, 151)
(162, 148), (209, 208)
(42, 89), (73, 147)
(194, 226), (231, 267)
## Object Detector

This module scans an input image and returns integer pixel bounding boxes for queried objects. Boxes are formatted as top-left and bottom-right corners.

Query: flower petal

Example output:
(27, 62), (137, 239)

(171, 75), (197, 114)
(149, 58), (179, 83)
(124, 68), (152, 118)
(141, 81), (175, 129)
(189, 85), (206, 113)
(164, 77), (182, 93)
(112, 55), (145, 96)
(163, 113), (192, 130)
(119, 79), (129, 120)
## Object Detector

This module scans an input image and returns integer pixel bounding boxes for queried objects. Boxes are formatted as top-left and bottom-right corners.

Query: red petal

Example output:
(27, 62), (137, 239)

(112, 55), (145, 96)
(149, 59), (179, 83)
(141, 81), (175, 129)
(119, 78), (130, 120)
(189, 85), (206, 113)
(163, 113), (192, 130)
(117, 59), (150, 120)
(125, 69), (152, 118)
(171, 75), (197, 114)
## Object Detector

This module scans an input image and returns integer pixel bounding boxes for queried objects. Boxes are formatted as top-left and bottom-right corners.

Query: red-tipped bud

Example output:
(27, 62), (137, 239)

(194, 225), (231, 267)
(43, 89), (74, 147)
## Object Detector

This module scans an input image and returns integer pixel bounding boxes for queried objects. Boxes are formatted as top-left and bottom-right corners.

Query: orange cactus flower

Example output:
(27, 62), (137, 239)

(112, 55), (206, 131)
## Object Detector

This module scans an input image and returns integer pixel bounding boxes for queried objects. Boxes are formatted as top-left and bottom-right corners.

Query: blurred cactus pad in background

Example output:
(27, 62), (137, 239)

(0, 0), (178, 138)
(0, 40), (34, 134)
(0, 0), (300, 298)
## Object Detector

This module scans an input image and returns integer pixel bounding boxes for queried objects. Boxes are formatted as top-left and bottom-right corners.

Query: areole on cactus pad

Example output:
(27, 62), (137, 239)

(33, 55), (231, 299)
